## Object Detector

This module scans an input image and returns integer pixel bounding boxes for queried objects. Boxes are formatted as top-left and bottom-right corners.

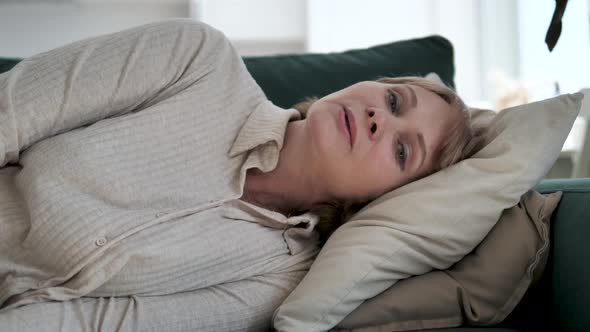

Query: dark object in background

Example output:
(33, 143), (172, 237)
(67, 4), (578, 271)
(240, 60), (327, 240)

(545, 0), (569, 51)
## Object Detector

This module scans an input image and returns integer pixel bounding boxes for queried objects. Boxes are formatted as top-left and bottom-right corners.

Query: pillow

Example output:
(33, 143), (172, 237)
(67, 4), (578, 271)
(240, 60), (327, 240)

(272, 93), (583, 332)
(243, 35), (455, 109)
(332, 189), (562, 331)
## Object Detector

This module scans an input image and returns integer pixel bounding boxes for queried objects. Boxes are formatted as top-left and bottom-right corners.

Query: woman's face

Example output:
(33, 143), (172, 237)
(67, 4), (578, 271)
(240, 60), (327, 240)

(304, 81), (461, 202)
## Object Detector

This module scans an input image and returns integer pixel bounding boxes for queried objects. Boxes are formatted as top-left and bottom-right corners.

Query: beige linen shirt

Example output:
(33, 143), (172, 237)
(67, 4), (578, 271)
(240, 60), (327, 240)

(0, 18), (320, 313)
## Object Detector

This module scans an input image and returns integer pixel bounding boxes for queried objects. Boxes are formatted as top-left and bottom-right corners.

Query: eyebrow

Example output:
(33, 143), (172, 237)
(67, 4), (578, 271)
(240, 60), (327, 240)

(416, 132), (426, 171)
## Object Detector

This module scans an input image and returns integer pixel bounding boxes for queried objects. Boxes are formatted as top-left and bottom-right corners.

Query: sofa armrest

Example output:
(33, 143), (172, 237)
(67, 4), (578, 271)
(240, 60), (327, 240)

(536, 177), (590, 193)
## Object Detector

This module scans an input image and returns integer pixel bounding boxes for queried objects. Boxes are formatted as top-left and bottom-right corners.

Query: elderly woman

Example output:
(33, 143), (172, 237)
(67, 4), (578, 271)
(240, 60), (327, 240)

(0, 19), (472, 331)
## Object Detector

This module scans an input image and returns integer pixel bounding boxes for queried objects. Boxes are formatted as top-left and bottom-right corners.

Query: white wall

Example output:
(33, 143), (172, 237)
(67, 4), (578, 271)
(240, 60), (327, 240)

(306, 0), (493, 104)
(306, 0), (433, 52)
(477, 0), (520, 101)
(191, 0), (306, 56)
(433, 0), (486, 105)
(0, 1), (189, 58)
(192, 0), (304, 42)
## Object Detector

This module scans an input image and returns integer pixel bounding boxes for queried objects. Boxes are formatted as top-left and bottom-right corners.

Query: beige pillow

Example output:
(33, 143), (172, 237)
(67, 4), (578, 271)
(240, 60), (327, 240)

(333, 190), (562, 331)
(273, 93), (583, 332)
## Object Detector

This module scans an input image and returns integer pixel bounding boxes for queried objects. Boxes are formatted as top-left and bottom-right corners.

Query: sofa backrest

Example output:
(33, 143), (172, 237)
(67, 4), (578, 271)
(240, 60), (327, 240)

(243, 35), (455, 109)
(0, 57), (20, 73)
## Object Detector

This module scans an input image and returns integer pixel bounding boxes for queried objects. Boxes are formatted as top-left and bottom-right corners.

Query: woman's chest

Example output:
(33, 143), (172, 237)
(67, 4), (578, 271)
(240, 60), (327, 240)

(18, 98), (248, 210)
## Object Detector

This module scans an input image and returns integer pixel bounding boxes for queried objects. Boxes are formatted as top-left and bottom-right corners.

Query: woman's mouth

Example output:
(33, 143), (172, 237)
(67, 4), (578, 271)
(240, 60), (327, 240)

(340, 107), (355, 148)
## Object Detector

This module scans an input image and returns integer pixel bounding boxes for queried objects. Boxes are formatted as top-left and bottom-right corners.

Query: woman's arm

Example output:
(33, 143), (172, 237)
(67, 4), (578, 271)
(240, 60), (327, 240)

(0, 271), (306, 332)
(0, 19), (232, 168)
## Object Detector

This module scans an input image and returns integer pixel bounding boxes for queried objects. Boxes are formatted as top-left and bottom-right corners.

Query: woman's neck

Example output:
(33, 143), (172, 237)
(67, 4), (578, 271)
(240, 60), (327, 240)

(242, 120), (328, 216)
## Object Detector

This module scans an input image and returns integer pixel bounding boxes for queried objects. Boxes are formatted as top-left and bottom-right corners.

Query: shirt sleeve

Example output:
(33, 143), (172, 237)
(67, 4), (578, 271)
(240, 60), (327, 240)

(0, 18), (234, 168)
(0, 271), (307, 332)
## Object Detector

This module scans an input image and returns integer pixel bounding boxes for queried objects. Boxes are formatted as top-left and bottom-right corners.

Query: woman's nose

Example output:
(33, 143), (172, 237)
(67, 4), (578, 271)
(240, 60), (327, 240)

(366, 107), (385, 141)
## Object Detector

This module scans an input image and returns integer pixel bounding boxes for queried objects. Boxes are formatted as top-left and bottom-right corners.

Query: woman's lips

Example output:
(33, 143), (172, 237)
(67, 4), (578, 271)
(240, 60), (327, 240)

(344, 107), (356, 148)
(339, 108), (352, 147)
(339, 107), (356, 149)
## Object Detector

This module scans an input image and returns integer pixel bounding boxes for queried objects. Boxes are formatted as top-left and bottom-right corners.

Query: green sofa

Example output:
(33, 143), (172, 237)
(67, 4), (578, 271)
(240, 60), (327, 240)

(411, 178), (590, 332)
(2, 34), (589, 332)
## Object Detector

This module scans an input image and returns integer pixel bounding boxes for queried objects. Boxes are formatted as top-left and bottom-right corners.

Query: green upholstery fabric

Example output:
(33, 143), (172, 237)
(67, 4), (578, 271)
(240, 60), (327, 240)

(0, 57), (20, 73)
(535, 178), (590, 332)
(243, 36), (455, 109)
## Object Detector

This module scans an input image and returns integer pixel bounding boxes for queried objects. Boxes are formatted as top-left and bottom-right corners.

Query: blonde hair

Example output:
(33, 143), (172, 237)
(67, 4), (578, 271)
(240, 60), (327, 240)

(292, 76), (476, 244)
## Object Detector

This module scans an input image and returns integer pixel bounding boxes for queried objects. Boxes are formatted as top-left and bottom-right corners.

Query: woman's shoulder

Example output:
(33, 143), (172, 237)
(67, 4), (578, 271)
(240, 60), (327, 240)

(144, 18), (230, 45)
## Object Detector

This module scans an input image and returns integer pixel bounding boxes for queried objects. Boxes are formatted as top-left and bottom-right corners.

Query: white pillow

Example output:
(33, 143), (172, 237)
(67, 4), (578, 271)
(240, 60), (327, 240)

(272, 93), (583, 332)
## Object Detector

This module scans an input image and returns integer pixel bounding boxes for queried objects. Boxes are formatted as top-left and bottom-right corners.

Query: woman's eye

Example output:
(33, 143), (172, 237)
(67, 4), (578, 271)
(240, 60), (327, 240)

(388, 90), (399, 113)
(397, 142), (407, 169)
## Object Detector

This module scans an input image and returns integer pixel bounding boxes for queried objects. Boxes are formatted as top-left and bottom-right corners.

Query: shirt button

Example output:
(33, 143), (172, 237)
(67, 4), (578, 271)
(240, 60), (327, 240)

(95, 237), (107, 247)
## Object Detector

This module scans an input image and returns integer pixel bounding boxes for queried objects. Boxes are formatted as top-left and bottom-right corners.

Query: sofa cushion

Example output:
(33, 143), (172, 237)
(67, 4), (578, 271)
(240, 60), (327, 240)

(243, 35), (455, 109)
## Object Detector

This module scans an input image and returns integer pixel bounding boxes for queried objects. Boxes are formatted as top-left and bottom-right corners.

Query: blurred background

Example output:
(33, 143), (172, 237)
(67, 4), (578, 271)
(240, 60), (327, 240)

(1, 0), (589, 177)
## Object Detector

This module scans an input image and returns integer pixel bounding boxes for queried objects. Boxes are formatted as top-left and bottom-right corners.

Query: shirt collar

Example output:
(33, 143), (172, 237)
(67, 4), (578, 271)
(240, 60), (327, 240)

(225, 101), (319, 254)
(228, 100), (301, 160)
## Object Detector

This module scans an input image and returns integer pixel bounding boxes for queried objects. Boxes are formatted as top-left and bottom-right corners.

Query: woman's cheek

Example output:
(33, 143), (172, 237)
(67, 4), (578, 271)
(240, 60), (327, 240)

(368, 149), (397, 190)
